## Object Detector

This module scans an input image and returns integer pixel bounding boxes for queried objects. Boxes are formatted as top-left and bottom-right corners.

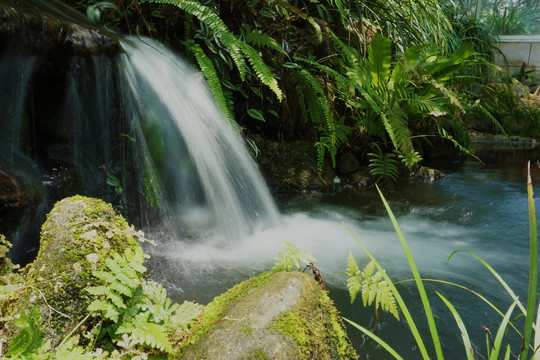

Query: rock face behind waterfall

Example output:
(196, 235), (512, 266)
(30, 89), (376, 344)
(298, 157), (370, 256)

(0, 0), (120, 54)
(180, 271), (358, 360)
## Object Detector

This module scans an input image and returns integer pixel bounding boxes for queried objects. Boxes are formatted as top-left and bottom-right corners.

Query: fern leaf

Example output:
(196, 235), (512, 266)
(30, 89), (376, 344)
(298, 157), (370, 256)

(245, 28), (285, 54)
(92, 270), (116, 283)
(116, 272), (140, 290)
(88, 299), (120, 323)
(345, 251), (361, 277)
(142, 0), (246, 80)
(173, 301), (204, 330)
(5, 307), (43, 357)
(347, 276), (362, 304)
(111, 281), (133, 297)
(107, 290), (126, 310)
(117, 313), (173, 352)
(187, 40), (233, 122)
(237, 40), (283, 101)
(86, 285), (110, 296)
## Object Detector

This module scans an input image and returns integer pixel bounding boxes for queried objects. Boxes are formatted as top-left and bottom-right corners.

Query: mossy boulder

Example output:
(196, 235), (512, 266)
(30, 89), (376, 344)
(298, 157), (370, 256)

(3, 195), (145, 347)
(180, 271), (358, 360)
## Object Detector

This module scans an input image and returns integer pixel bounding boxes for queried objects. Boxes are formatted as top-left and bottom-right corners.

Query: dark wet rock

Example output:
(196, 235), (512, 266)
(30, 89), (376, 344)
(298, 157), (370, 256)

(251, 135), (335, 192)
(180, 271), (358, 360)
(0, 154), (44, 235)
(0, 0), (121, 56)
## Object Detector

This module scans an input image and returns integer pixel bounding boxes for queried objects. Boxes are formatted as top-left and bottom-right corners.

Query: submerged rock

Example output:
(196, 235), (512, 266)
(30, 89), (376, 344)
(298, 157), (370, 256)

(180, 271), (358, 360)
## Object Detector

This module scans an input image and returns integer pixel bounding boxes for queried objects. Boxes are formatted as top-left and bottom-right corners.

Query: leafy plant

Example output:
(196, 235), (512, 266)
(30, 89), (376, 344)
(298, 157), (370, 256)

(368, 144), (400, 182)
(5, 307), (43, 358)
(346, 253), (399, 320)
(272, 241), (317, 272)
(343, 163), (539, 359)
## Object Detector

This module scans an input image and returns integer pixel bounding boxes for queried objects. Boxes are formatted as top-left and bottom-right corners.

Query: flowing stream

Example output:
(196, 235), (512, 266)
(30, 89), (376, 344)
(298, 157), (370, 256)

(145, 142), (540, 359)
(2, 3), (539, 356)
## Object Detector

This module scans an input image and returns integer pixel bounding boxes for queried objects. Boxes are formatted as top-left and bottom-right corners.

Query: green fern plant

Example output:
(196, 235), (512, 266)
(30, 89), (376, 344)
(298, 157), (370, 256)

(5, 306), (44, 357)
(141, 0), (282, 102)
(86, 247), (174, 354)
(345, 252), (399, 321)
(272, 241), (317, 272)
(368, 144), (400, 182)
(86, 248), (147, 323)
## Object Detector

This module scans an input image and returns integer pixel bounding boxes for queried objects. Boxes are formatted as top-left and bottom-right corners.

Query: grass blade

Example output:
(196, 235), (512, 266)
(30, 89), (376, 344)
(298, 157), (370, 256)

(446, 250), (528, 318)
(376, 185), (444, 359)
(343, 317), (405, 360)
(436, 291), (475, 360)
(520, 160), (538, 360)
(344, 224), (431, 359)
(490, 298), (519, 360)
(533, 301), (540, 359)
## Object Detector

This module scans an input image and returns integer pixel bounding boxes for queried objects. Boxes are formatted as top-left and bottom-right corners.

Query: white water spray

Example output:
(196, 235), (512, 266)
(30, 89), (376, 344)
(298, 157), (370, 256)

(118, 37), (279, 241)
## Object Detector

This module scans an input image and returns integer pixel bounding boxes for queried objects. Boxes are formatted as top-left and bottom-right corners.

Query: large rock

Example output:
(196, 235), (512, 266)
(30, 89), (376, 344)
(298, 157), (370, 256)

(2, 196), (145, 347)
(180, 271), (358, 360)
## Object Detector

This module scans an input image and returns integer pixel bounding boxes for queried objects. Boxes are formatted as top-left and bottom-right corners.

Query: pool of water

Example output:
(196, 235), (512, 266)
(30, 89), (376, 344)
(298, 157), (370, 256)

(146, 142), (540, 359)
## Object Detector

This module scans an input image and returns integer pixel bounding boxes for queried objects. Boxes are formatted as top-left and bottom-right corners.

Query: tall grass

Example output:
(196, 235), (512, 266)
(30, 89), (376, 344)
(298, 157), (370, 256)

(344, 161), (538, 359)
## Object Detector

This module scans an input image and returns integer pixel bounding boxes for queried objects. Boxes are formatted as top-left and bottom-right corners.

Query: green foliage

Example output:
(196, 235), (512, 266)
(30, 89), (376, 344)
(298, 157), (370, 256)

(5, 307), (43, 357)
(344, 170), (540, 359)
(87, 248), (147, 323)
(272, 241), (317, 272)
(346, 253), (399, 320)
(368, 144), (400, 182)
(0, 235), (18, 281)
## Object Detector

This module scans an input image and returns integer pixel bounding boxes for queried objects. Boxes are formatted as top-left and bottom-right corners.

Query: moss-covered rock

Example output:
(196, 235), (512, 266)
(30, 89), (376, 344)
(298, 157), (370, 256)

(180, 271), (358, 360)
(3, 195), (145, 348)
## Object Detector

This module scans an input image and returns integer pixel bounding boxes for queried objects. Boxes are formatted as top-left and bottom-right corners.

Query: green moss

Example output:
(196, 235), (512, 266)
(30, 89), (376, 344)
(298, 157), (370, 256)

(271, 287), (358, 360)
(253, 349), (271, 360)
(3, 196), (145, 347)
(179, 271), (273, 351)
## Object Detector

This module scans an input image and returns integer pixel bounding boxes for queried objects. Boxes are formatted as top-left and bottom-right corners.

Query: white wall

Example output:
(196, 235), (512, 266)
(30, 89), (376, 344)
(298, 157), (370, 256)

(494, 35), (540, 80)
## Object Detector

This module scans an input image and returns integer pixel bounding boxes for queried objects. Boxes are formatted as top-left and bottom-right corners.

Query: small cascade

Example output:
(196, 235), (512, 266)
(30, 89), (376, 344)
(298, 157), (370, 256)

(118, 37), (280, 241)
(0, 0), (280, 262)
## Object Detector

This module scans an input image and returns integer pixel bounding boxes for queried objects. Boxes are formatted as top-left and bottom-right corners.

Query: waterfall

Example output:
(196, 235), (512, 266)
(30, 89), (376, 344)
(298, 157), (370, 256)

(117, 37), (280, 241)
(0, 0), (280, 262)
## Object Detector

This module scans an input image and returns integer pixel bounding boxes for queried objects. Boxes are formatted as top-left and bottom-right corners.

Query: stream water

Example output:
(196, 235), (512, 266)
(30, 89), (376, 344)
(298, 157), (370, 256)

(146, 142), (540, 359)
(2, 3), (539, 356)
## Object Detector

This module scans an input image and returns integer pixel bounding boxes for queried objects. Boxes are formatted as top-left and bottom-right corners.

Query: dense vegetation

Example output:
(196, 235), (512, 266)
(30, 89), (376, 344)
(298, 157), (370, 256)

(67, 0), (539, 181)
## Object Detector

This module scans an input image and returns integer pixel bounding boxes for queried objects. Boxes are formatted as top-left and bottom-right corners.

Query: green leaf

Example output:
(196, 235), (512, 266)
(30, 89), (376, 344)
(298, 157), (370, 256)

(369, 34), (393, 89)
(247, 108), (265, 121)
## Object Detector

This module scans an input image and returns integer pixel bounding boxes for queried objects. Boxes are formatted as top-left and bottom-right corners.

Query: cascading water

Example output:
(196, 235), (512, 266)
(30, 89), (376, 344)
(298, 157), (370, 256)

(117, 37), (279, 241)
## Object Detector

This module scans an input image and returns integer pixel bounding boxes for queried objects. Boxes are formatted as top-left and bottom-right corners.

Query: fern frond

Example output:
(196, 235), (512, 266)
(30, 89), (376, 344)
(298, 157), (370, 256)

(5, 307), (43, 357)
(88, 299), (120, 323)
(272, 241), (317, 272)
(295, 68), (341, 167)
(173, 301), (204, 331)
(141, 281), (180, 324)
(142, 0), (246, 79)
(347, 276), (362, 304)
(346, 251), (361, 277)
(346, 259), (400, 321)
(245, 28), (285, 54)
(186, 40), (233, 122)
(236, 40), (283, 101)
(116, 312), (173, 352)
